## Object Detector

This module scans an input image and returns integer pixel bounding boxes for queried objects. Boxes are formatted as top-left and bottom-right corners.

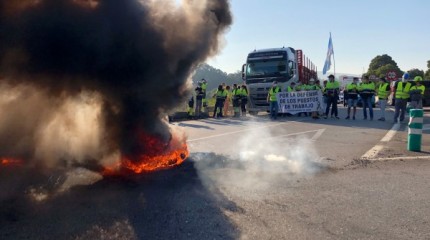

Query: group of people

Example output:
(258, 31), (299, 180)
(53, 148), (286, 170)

(267, 78), (322, 120)
(267, 73), (426, 122)
(188, 79), (249, 119)
(212, 83), (248, 118)
(393, 73), (426, 123)
(189, 73), (426, 123)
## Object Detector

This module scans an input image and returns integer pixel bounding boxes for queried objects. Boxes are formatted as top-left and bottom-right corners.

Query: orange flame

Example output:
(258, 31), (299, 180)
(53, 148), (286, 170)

(121, 133), (189, 174)
(102, 131), (189, 175)
(1, 158), (23, 167)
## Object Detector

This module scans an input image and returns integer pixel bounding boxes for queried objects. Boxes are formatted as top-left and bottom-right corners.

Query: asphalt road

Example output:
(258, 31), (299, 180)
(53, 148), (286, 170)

(1, 106), (429, 239)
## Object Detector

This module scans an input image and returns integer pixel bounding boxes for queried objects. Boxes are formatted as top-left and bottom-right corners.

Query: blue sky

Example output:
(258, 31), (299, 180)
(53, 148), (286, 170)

(204, 0), (430, 76)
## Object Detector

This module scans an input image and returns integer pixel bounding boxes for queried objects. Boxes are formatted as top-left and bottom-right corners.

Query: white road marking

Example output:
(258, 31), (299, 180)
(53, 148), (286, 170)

(368, 156), (430, 161)
(361, 123), (400, 159)
(263, 128), (326, 141)
(311, 128), (326, 141)
(187, 121), (290, 143)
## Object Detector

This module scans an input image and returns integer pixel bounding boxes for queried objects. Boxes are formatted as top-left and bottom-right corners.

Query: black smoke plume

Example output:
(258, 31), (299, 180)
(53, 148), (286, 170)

(0, 0), (232, 167)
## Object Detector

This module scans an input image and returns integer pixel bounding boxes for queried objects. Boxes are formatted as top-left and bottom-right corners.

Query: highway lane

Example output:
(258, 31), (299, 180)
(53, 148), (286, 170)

(1, 107), (429, 239)
(176, 108), (430, 239)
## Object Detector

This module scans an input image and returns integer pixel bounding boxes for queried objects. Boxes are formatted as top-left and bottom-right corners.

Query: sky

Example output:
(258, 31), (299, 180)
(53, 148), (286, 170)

(203, 0), (430, 77)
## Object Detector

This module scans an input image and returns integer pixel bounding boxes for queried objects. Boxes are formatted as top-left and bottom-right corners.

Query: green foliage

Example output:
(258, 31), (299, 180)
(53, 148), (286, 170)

(407, 68), (424, 79)
(366, 54), (402, 79)
(192, 64), (242, 92)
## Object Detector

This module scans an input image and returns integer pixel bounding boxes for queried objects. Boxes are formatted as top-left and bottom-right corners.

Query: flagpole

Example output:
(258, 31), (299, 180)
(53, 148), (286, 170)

(331, 32), (336, 78)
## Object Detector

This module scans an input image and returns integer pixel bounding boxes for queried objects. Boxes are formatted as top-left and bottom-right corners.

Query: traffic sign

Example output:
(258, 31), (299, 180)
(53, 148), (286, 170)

(386, 71), (397, 81)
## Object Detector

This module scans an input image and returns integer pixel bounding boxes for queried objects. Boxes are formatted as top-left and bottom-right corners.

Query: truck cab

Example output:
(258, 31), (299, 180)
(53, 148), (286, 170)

(242, 47), (317, 114)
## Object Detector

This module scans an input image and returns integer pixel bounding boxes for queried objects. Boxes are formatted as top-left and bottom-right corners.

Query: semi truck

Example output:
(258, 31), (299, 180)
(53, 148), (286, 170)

(241, 47), (318, 114)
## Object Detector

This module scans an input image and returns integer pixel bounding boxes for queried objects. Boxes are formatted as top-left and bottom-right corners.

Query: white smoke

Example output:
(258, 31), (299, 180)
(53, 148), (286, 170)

(236, 126), (321, 174)
(191, 122), (324, 191)
(0, 83), (120, 169)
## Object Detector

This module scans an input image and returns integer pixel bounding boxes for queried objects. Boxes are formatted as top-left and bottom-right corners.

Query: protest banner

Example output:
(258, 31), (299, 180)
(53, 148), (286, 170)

(277, 90), (323, 114)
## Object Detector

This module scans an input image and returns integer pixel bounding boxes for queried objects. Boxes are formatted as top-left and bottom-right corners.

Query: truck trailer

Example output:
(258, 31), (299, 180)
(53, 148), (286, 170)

(241, 47), (318, 115)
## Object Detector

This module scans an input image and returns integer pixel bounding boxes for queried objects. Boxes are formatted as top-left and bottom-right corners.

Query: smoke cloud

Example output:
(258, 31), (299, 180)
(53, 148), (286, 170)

(0, 0), (232, 168)
(191, 125), (324, 191)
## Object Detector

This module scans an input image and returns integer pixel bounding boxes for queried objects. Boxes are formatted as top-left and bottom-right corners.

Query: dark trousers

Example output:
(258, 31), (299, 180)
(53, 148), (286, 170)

(325, 96), (338, 116)
(394, 99), (407, 122)
(195, 98), (202, 117)
(241, 98), (248, 116)
(269, 101), (278, 119)
(362, 97), (373, 119)
(213, 99), (224, 117)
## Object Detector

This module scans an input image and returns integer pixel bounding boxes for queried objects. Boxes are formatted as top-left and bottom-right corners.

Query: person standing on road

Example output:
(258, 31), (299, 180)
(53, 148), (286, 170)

(213, 85), (227, 118)
(223, 85), (232, 117)
(295, 82), (308, 117)
(376, 77), (390, 121)
(240, 84), (249, 117)
(306, 78), (321, 119)
(321, 80), (328, 117)
(201, 78), (208, 112)
(232, 84), (241, 117)
(345, 77), (359, 120)
(359, 76), (376, 120)
(409, 76), (426, 109)
(267, 81), (281, 120)
(194, 81), (205, 119)
(324, 75), (340, 119)
(393, 73), (412, 123)
(187, 95), (194, 119)
(287, 82), (295, 92)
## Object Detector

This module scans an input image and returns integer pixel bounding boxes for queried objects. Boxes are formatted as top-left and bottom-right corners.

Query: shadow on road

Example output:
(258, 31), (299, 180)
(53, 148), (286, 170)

(0, 161), (240, 240)
(177, 122), (215, 130)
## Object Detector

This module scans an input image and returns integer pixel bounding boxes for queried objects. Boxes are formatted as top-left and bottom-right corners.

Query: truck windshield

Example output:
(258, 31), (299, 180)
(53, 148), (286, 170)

(246, 60), (287, 77)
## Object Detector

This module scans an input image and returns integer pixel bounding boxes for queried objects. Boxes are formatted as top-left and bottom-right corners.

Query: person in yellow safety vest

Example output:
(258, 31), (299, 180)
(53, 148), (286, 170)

(194, 81), (205, 119)
(295, 82), (308, 117)
(324, 74), (340, 119)
(267, 81), (281, 120)
(394, 73), (412, 123)
(287, 82), (296, 92)
(358, 75), (376, 120)
(345, 77), (359, 120)
(232, 84), (241, 117)
(376, 77), (390, 121)
(223, 85), (231, 116)
(201, 78), (208, 111)
(409, 76), (426, 109)
(240, 84), (249, 117)
(306, 78), (321, 119)
(294, 82), (303, 91)
(212, 85), (227, 118)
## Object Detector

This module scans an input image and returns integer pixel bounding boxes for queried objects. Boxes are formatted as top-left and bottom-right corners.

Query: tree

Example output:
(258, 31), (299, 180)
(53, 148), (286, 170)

(425, 60), (430, 80)
(192, 63), (242, 92)
(367, 54), (402, 79)
(407, 68), (424, 79)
